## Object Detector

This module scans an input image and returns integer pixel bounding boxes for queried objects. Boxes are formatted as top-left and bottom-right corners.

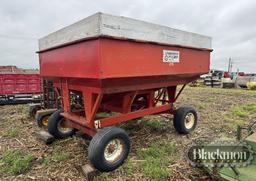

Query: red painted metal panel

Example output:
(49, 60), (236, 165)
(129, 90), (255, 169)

(39, 39), (101, 78)
(100, 38), (210, 78)
(0, 76), (2, 94)
(0, 74), (41, 95)
(39, 38), (210, 80)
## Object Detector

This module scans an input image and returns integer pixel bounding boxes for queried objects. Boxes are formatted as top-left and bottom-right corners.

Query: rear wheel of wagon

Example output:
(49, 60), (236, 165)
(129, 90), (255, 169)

(48, 110), (75, 139)
(88, 126), (130, 172)
(173, 106), (197, 134)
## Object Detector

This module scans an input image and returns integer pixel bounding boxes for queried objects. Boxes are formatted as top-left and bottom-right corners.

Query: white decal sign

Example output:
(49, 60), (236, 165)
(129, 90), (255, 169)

(163, 50), (180, 63)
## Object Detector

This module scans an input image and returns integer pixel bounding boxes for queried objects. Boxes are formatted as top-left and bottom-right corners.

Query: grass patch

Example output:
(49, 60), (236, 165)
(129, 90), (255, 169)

(224, 103), (256, 129)
(41, 152), (70, 166)
(184, 86), (256, 96)
(198, 102), (208, 110)
(6, 128), (19, 137)
(120, 120), (143, 132)
(140, 159), (170, 180)
(0, 149), (34, 175)
(96, 112), (118, 118)
(52, 152), (70, 161)
(122, 159), (134, 176)
(231, 103), (256, 118)
(243, 103), (256, 112)
(42, 157), (50, 166)
(223, 117), (244, 130)
(143, 119), (162, 131)
(136, 141), (177, 180)
(232, 107), (249, 118)
(121, 117), (164, 132)
(118, 159), (135, 176)
(16, 104), (29, 115)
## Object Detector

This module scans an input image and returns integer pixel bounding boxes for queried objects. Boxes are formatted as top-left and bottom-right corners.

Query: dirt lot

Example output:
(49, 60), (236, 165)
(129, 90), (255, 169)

(0, 86), (256, 181)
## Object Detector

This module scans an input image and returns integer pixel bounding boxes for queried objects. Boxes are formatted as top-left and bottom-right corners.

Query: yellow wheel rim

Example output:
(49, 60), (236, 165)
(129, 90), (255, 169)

(42, 116), (49, 126)
(57, 118), (73, 133)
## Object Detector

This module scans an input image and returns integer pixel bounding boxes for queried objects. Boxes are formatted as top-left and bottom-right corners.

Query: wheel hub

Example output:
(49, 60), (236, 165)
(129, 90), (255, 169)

(57, 118), (73, 133)
(185, 113), (195, 129)
(42, 117), (49, 126)
(104, 139), (124, 163)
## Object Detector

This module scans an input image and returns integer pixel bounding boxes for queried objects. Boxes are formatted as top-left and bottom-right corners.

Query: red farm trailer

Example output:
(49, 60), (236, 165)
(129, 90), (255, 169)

(0, 66), (42, 105)
(38, 12), (212, 172)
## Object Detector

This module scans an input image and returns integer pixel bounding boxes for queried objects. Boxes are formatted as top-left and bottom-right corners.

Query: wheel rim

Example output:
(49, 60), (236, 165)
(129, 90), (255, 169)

(184, 112), (195, 129)
(104, 138), (125, 163)
(57, 118), (73, 134)
(42, 116), (49, 126)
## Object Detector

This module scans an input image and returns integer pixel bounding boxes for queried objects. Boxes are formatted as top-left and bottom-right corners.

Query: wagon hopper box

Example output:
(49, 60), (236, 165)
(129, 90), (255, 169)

(38, 12), (212, 171)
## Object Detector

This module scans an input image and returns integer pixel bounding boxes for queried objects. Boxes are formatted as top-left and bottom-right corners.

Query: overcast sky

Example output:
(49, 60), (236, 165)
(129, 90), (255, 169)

(0, 0), (255, 73)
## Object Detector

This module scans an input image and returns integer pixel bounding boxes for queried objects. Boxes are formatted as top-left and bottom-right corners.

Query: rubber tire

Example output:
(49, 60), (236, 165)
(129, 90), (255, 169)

(48, 110), (75, 139)
(37, 114), (50, 128)
(88, 126), (130, 172)
(173, 106), (198, 134)
(29, 105), (41, 118)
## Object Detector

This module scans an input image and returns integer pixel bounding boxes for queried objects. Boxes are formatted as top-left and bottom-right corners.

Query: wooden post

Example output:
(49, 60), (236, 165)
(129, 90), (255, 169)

(81, 164), (99, 181)
(36, 130), (55, 144)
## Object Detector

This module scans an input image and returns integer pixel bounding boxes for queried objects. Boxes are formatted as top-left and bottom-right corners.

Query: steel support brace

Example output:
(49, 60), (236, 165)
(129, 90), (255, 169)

(60, 85), (185, 132)
(174, 84), (186, 102)
(62, 119), (96, 137)
(122, 91), (137, 113)
(99, 104), (172, 128)
(61, 90), (102, 127)
(61, 78), (70, 112)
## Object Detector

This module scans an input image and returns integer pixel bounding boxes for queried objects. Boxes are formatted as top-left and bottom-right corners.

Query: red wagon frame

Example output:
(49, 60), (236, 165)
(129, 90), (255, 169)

(57, 77), (192, 137)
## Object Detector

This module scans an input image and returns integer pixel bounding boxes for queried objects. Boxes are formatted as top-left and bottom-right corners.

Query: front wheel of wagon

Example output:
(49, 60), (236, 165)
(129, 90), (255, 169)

(88, 126), (130, 172)
(173, 106), (198, 134)
(48, 110), (75, 139)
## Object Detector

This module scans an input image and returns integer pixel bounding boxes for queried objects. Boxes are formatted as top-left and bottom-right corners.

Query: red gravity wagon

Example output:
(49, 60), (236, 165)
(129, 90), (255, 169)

(38, 12), (212, 172)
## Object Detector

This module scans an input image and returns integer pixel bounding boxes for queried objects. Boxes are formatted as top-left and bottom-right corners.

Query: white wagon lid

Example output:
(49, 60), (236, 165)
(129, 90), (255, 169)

(39, 12), (212, 51)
